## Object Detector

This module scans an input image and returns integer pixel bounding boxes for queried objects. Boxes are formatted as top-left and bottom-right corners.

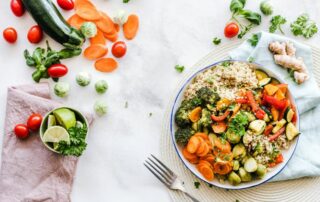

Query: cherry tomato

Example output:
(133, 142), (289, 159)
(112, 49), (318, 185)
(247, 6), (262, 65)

(10, 0), (25, 17)
(112, 41), (127, 58)
(27, 114), (43, 131)
(14, 124), (29, 139)
(224, 22), (239, 38)
(57, 0), (74, 10)
(48, 64), (68, 78)
(27, 25), (43, 44)
(3, 27), (18, 43)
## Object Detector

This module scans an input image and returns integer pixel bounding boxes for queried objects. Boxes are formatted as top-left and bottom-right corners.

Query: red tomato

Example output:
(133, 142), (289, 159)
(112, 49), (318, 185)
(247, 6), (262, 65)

(10, 0), (25, 17)
(224, 22), (239, 38)
(112, 41), (127, 58)
(27, 25), (43, 44)
(14, 124), (29, 139)
(48, 64), (68, 78)
(3, 27), (18, 43)
(57, 0), (74, 10)
(27, 114), (43, 131)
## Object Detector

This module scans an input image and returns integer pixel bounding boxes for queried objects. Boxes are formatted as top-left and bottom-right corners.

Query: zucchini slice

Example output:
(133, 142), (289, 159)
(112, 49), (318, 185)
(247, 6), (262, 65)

(270, 77), (281, 85)
(284, 108), (295, 122)
(286, 122), (300, 140)
(272, 119), (287, 133)
(255, 69), (269, 81)
(258, 78), (271, 87)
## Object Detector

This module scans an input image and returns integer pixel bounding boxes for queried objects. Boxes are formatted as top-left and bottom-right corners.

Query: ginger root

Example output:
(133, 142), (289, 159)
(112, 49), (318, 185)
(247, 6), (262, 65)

(269, 41), (309, 84)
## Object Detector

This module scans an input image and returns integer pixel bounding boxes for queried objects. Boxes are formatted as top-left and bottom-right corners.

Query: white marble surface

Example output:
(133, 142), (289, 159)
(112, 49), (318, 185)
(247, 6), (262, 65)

(1, 0), (320, 201)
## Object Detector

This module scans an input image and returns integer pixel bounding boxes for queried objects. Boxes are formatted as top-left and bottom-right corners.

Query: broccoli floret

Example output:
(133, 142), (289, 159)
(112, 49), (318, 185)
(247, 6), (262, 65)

(196, 87), (220, 104)
(181, 97), (202, 110)
(175, 107), (190, 127)
(198, 108), (212, 128)
(175, 127), (195, 146)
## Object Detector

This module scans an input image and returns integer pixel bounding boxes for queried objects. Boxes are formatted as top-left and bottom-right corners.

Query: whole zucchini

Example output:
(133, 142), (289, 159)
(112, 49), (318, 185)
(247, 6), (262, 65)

(22, 0), (84, 49)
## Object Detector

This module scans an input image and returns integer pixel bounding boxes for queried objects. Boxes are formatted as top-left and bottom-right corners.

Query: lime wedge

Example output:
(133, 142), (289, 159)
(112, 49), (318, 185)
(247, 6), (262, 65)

(43, 126), (70, 144)
(53, 108), (76, 129)
(47, 115), (56, 128)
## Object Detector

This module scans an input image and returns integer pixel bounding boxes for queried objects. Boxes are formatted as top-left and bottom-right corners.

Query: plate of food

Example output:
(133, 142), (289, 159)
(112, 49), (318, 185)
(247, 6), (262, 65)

(40, 107), (89, 157)
(170, 60), (300, 189)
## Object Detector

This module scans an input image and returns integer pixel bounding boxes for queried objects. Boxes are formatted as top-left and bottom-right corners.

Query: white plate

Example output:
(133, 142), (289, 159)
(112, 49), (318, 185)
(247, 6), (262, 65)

(170, 60), (300, 190)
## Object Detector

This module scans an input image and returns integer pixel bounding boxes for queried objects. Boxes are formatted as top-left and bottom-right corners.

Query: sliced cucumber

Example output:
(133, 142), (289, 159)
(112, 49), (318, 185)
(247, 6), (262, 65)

(284, 108), (295, 122)
(286, 122), (300, 141)
(255, 69), (269, 81)
(272, 119), (287, 133)
(244, 157), (258, 173)
(258, 78), (271, 87)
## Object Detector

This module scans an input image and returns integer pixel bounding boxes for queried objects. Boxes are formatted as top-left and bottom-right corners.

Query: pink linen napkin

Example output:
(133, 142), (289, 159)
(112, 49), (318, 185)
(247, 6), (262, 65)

(0, 83), (93, 202)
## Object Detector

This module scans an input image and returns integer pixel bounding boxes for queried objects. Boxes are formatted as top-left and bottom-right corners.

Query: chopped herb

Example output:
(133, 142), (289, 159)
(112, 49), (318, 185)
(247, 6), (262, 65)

(212, 37), (221, 45)
(247, 56), (255, 63)
(123, 0), (130, 3)
(290, 14), (318, 38)
(221, 61), (231, 67)
(125, 101), (128, 108)
(175, 65), (185, 73)
(228, 112), (249, 137)
(248, 34), (259, 47)
(149, 112), (153, 117)
(238, 24), (254, 39)
(194, 181), (201, 189)
(208, 184), (213, 188)
(269, 15), (287, 34)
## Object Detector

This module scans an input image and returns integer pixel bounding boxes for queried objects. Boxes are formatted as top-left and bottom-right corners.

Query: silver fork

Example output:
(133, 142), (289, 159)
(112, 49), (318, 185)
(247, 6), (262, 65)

(144, 154), (200, 202)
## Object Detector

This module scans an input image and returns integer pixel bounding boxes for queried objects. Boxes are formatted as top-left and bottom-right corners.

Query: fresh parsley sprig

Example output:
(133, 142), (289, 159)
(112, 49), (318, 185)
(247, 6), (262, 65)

(269, 15), (287, 34)
(175, 65), (185, 73)
(290, 14), (318, 38)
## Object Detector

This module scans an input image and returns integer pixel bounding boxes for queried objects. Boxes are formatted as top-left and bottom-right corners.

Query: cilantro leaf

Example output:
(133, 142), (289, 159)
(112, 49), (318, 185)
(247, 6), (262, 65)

(290, 14), (318, 38)
(248, 34), (259, 47)
(238, 24), (253, 39)
(269, 15), (287, 34)
(194, 181), (201, 189)
(228, 112), (249, 137)
(175, 65), (185, 73)
(213, 37), (221, 45)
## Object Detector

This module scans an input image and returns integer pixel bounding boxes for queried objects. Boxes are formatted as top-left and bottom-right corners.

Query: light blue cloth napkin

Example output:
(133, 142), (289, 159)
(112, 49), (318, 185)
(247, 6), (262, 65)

(229, 31), (320, 181)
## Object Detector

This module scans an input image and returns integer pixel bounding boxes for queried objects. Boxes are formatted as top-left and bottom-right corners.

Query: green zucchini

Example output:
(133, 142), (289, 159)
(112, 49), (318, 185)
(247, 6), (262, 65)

(22, 0), (84, 49)
(286, 122), (300, 140)
(270, 77), (281, 85)
(272, 119), (287, 133)
(284, 108), (295, 122)
(258, 78), (271, 87)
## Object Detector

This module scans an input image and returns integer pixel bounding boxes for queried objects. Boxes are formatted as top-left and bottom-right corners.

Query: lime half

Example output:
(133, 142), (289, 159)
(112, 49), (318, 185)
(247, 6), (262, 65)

(43, 126), (70, 144)
(53, 108), (76, 129)
(47, 115), (56, 128)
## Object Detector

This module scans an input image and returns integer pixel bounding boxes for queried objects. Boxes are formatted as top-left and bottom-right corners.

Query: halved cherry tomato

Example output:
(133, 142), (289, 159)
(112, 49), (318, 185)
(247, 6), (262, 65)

(48, 64), (68, 78)
(112, 41), (127, 58)
(57, 0), (74, 10)
(27, 25), (43, 44)
(224, 22), (239, 38)
(10, 0), (25, 17)
(27, 114), (43, 131)
(14, 124), (29, 139)
(3, 27), (18, 43)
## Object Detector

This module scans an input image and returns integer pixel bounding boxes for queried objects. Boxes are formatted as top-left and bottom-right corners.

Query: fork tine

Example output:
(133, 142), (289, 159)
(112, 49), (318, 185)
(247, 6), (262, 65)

(144, 163), (169, 188)
(145, 160), (172, 183)
(148, 157), (174, 180)
(150, 154), (175, 176)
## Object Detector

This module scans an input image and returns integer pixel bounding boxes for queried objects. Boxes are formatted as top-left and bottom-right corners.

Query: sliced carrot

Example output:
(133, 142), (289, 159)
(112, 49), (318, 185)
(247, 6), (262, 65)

(213, 161), (232, 175)
(271, 106), (279, 121)
(186, 136), (200, 154)
(182, 147), (198, 164)
(194, 132), (208, 140)
(188, 156), (199, 164)
(103, 31), (118, 42)
(114, 23), (120, 32)
(211, 121), (227, 134)
(123, 14), (139, 40)
(67, 14), (85, 29)
(75, 0), (100, 21)
(90, 29), (106, 45)
(198, 160), (212, 168)
(200, 154), (215, 164)
(214, 138), (231, 153)
(196, 140), (206, 155)
(197, 163), (214, 181)
(84, 44), (108, 60)
(197, 143), (209, 157)
(95, 58), (118, 73)
(95, 12), (116, 34)
(188, 107), (202, 123)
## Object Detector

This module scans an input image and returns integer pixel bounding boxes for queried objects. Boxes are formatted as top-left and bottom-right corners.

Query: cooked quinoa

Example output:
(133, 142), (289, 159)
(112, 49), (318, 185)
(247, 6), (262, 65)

(184, 61), (259, 100)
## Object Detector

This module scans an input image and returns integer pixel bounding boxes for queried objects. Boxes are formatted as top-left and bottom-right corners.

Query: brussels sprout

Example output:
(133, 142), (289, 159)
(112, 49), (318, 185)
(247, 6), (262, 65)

(253, 143), (264, 156)
(242, 132), (253, 145)
(256, 164), (267, 178)
(244, 157), (258, 173)
(208, 133), (218, 147)
(76, 72), (91, 87)
(232, 144), (246, 159)
(233, 160), (240, 171)
(249, 120), (266, 135)
(260, 1), (273, 16)
(54, 82), (70, 97)
(228, 171), (241, 185)
(94, 100), (108, 116)
(113, 9), (128, 25)
(226, 129), (241, 144)
(80, 22), (97, 38)
(243, 111), (256, 122)
(95, 80), (108, 94)
(238, 167), (252, 182)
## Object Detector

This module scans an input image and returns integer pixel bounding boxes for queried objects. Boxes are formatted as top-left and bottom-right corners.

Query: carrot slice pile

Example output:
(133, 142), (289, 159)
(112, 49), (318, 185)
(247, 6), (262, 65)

(95, 58), (118, 72)
(123, 14), (139, 40)
(75, 0), (101, 20)
(67, 14), (86, 29)
(84, 44), (108, 60)
(96, 12), (116, 34)
(103, 31), (118, 42)
(90, 29), (106, 45)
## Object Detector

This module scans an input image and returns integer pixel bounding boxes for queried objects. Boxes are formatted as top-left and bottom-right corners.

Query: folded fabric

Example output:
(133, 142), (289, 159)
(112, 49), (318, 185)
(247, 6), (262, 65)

(0, 83), (93, 202)
(229, 31), (320, 181)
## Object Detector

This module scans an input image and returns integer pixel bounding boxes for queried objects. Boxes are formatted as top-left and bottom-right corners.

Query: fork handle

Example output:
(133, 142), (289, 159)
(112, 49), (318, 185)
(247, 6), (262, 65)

(184, 192), (200, 202)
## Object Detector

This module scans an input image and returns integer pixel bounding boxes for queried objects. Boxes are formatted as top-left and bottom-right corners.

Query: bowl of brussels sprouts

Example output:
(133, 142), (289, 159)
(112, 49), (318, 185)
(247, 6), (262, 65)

(170, 60), (300, 189)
